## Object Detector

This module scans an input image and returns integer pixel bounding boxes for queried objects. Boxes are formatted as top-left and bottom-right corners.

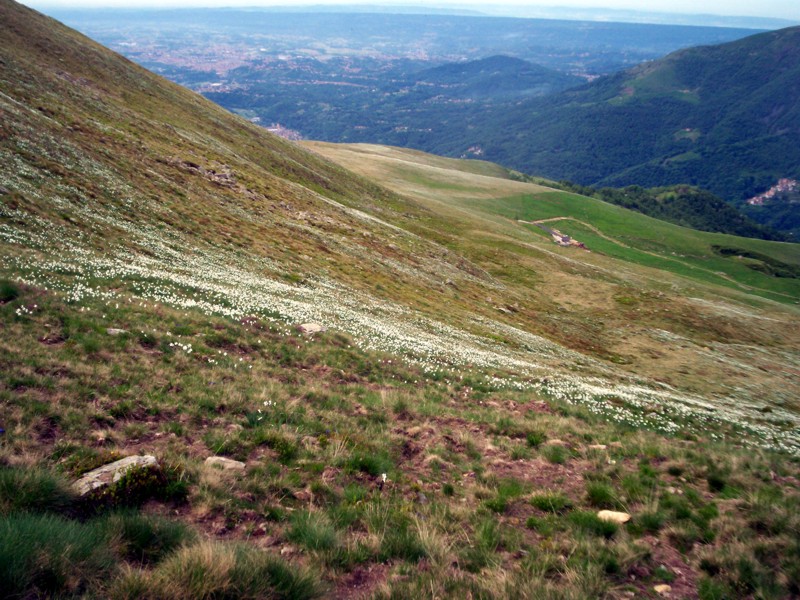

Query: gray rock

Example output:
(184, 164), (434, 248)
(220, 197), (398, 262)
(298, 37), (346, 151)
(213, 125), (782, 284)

(298, 323), (326, 335)
(106, 328), (128, 336)
(204, 456), (246, 471)
(72, 455), (158, 496)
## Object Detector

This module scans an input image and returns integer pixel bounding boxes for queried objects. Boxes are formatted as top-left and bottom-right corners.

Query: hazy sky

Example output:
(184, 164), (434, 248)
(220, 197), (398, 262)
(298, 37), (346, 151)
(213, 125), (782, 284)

(23, 0), (800, 20)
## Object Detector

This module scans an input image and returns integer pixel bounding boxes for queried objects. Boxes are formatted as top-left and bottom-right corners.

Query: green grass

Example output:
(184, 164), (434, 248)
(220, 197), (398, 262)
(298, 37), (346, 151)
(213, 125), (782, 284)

(288, 512), (339, 552)
(0, 280), (20, 303)
(0, 513), (116, 597)
(585, 481), (622, 509)
(0, 466), (75, 515)
(530, 491), (573, 513)
(105, 512), (196, 564)
(139, 542), (322, 600)
(569, 511), (620, 539)
(1, 3), (799, 597)
(483, 478), (527, 514)
(482, 191), (800, 303)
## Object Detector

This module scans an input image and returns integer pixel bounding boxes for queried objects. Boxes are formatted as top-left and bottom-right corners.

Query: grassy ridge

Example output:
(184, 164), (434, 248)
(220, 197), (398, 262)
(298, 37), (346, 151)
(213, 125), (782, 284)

(307, 141), (800, 301)
(1, 1), (799, 597)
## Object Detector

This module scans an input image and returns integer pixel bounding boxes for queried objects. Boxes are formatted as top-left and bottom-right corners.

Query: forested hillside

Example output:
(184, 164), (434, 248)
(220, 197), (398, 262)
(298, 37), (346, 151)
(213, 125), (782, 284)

(441, 26), (800, 217)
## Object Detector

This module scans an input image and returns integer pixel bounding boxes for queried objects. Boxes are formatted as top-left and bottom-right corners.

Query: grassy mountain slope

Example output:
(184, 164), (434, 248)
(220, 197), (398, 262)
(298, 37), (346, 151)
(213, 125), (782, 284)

(1, 2), (800, 598)
(306, 143), (800, 301)
(432, 27), (800, 222)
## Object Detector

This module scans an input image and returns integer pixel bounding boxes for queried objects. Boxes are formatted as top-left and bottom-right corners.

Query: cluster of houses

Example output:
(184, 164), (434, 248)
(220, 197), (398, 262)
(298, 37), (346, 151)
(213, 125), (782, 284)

(747, 178), (799, 206)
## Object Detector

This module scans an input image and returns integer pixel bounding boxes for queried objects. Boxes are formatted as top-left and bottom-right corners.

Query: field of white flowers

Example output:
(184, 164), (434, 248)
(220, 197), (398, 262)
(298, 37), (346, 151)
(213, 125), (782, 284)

(2, 175), (798, 456)
(2, 78), (798, 454)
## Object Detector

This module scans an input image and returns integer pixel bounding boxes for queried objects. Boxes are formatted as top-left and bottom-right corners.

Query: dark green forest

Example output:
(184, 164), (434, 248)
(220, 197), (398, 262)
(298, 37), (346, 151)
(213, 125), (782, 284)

(436, 26), (800, 217)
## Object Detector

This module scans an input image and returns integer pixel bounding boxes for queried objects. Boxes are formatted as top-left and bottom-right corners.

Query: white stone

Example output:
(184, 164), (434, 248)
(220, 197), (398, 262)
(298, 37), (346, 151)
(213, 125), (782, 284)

(654, 584), (672, 596)
(298, 322), (325, 334)
(106, 328), (128, 335)
(72, 455), (158, 496)
(597, 510), (631, 524)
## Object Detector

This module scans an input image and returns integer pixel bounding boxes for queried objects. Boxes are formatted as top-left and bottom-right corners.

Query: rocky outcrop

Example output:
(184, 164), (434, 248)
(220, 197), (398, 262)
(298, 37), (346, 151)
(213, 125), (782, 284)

(72, 455), (158, 496)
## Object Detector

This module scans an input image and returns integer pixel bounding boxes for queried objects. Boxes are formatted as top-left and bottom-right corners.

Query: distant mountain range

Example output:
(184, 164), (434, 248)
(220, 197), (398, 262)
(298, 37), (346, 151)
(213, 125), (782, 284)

(433, 27), (800, 235)
(36, 8), (800, 239)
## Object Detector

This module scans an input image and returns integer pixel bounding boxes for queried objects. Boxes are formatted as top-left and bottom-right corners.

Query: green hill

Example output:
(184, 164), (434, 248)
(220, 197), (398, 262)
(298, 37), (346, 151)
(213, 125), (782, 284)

(1, 2), (800, 598)
(550, 183), (787, 241)
(413, 55), (583, 100)
(432, 27), (800, 232)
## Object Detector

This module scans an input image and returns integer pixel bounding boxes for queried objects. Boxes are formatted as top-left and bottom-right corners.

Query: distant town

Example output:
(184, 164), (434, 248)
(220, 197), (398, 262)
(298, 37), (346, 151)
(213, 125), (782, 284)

(747, 178), (800, 205)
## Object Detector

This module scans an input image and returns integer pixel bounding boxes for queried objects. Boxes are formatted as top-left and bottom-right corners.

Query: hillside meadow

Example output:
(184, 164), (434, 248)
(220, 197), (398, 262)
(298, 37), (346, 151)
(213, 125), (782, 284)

(1, 1), (800, 598)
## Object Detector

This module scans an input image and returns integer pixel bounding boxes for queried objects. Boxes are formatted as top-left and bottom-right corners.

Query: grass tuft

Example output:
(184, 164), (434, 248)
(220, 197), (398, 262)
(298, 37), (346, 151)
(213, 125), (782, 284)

(530, 491), (573, 513)
(105, 511), (196, 564)
(152, 541), (322, 600)
(0, 466), (75, 515)
(0, 513), (116, 598)
(0, 280), (20, 303)
(569, 511), (619, 539)
(287, 511), (338, 552)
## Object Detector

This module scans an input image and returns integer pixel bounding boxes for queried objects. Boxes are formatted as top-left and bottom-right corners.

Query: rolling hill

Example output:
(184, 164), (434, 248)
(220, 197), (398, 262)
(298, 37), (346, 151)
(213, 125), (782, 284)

(411, 55), (583, 101)
(1, 1), (800, 598)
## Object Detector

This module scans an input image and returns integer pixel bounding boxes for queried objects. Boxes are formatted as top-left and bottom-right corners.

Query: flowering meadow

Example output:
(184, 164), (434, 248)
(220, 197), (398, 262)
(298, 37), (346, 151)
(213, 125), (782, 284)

(1, 190), (797, 455)
(2, 6), (799, 596)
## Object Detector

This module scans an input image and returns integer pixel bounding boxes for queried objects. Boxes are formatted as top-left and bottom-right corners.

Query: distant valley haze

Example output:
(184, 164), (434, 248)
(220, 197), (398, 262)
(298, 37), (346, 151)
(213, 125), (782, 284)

(21, 0), (800, 26)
